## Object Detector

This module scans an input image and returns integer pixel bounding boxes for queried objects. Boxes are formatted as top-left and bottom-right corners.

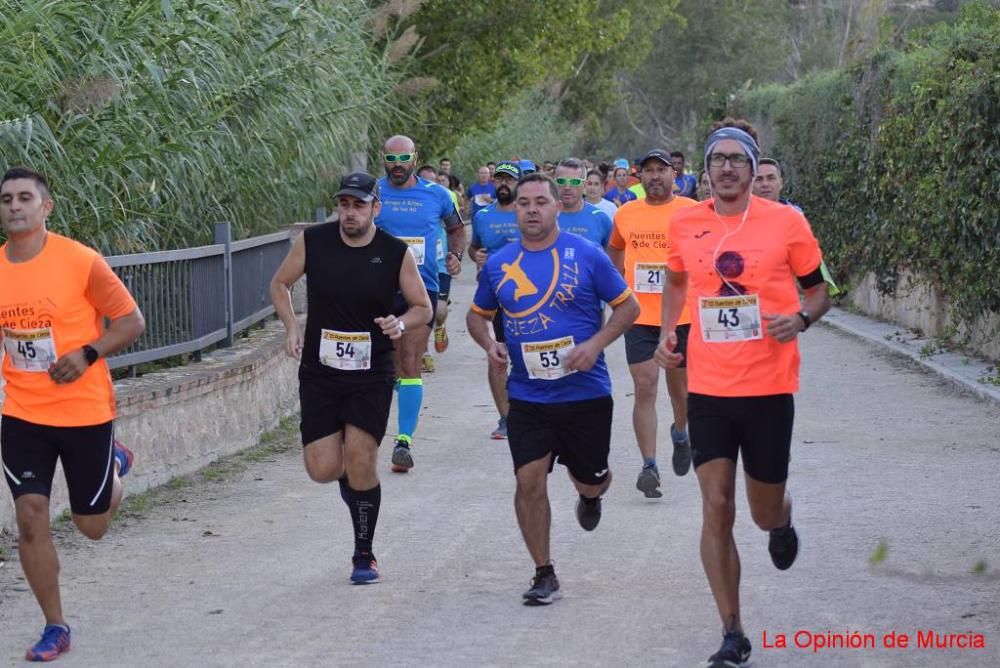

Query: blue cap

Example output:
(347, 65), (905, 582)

(613, 158), (629, 170)
(519, 159), (537, 174)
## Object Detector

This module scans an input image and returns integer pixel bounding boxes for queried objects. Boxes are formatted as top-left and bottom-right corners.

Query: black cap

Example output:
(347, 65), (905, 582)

(493, 160), (522, 181)
(638, 149), (673, 168)
(335, 172), (380, 202)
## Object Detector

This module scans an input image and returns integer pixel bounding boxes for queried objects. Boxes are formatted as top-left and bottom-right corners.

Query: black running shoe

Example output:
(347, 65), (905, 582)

(390, 439), (413, 473)
(768, 522), (799, 570)
(522, 570), (561, 606)
(670, 423), (692, 476)
(707, 629), (752, 667)
(575, 495), (602, 531)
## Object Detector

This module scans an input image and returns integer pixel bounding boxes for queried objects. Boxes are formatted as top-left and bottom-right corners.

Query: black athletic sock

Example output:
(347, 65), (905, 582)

(337, 475), (350, 503)
(579, 493), (601, 506)
(535, 563), (555, 577)
(342, 483), (381, 555)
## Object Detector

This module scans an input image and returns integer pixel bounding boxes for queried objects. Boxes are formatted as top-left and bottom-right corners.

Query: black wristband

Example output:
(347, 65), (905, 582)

(82, 344), (100, 366)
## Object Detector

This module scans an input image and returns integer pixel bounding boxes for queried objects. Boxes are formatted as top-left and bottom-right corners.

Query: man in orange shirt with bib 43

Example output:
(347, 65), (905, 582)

(0, 167), (145, 662)
(654, 121), (830, 668)
(608, 148), (698, 499)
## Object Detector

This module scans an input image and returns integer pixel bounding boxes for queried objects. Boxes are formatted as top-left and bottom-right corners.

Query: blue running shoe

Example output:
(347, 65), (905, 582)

(113, 440), (134, 478)
(490, 416), (508, 440)
(25, 624), (70, 662)
(351, 552), (379, 584)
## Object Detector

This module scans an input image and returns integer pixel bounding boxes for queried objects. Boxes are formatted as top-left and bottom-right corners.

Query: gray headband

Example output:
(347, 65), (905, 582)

(705, 127), (760, 174)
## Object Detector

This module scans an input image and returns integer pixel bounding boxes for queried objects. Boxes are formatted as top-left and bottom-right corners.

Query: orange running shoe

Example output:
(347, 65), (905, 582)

(434, 325), (449, 353)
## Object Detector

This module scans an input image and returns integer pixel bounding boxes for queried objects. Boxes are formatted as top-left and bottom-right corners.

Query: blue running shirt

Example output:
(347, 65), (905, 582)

(472, 232), (632, 403)
(558, 203), (613, 247)
(471, 204), (520, 253)
(376, 176), (457, 292)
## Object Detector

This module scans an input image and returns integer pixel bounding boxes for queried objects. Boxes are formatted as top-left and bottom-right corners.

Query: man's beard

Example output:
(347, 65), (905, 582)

(341, 216), (373, 238)
(386, 165), (413, 186)
(496, 186), (514, 205)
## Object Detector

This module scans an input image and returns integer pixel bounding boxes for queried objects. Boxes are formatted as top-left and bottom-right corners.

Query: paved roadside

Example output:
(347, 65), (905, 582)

(1, 271), (998, 667)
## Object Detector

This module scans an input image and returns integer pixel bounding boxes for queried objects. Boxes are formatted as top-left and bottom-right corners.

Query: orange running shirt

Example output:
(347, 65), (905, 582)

(609, 195), (697, 326)
(666, 196), (823, 397)
(0, 233), (137, 426)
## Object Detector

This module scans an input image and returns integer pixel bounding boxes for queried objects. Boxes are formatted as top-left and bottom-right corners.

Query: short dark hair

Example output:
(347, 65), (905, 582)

(758, 157), (782, 176)
(708, 117), (759, 143)
(556, 157), (587, 178)
(417, 164), (437, 177)
(1, 166), (51, 200)
(448, 174), (461, 190)
(586, 169), (604, 181)
(439, 157), (450, 163)
(486, 161), (496, 167)
(514, 172), (559, 201)
(669, 151), (685, 160)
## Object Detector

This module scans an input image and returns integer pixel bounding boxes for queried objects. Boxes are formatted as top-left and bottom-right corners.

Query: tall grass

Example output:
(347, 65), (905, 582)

(0, 0), (402, 252)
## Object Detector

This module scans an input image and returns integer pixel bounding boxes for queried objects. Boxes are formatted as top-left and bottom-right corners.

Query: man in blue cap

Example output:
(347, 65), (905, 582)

(604, 158), (638, 206)
(468, 159), (522, 439)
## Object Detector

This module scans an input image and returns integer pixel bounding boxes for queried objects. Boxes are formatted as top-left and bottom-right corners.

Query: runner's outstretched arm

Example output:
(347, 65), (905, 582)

(270, 233), (306, 358)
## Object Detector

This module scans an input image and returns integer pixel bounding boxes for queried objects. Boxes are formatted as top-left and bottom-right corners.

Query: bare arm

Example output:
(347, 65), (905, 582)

(269, 233), (306, 358)
(564, 292), (640, 372)
(763, 280), (832, 343)
(376, 250), (432, 337)
(466, 307), (508, 370)
(654, 269), (688, 368)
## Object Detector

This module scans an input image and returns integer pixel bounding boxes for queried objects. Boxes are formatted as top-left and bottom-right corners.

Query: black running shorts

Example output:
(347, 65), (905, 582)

(491, 310), (506, 344)
(298, 365), (395, 446)
(624, 323), (689, 367)
(506, 395), (613, 485)
(687, 393), (795, 484)
(392, 288), (437, 328)
(1, 416), (116, 515)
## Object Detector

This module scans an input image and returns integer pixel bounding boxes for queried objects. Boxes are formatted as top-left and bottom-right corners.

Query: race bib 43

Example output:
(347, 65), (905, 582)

(698, 295), (763, 342)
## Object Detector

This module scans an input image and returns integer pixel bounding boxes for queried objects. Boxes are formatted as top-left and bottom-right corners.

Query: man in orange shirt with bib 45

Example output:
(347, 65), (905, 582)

(0, 167), (145, 662)
(608, 148), (698, 499)
(655, 121), (830, 668)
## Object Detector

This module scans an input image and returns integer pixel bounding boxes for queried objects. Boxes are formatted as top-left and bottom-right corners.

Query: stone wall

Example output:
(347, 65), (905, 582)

(850, 270), (1000, 361)
(0, 318), (302, 534)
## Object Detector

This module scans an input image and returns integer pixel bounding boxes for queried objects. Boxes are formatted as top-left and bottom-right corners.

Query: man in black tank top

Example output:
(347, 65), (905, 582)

(270, 173), (431, 584)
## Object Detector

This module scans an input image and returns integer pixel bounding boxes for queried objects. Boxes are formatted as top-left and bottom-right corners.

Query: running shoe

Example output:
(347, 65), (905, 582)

(670, 423), (692, 476)
(490, 416), (508, 440)
(350, 552), (379, 584)
(390, 440), (414, 473)
(434, 325), (449, 353)
(706, 629), (751, 667)
(575, 494), (602, 531)
(113, 440), (134, 478)
(635, 464), (662, 499)
(25, 624), (71, 662)
(768, 521), (799, 570)
(421, 352), (435, 373)
(522, 570), (561, 606)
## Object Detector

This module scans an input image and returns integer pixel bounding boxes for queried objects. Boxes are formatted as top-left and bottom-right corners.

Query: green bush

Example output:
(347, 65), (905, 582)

(0, 0), (401, 253)
(734, 1), (1000, 327)
(448, 89), (581, 183)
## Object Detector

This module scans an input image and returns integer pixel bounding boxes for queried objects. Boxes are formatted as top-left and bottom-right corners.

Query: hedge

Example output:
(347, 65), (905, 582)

(733, 1), (1000, 328)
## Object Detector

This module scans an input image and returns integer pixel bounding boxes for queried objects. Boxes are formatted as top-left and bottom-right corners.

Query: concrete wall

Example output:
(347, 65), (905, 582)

(0, 318), (302, 533)
(850, 270), (1000, 361)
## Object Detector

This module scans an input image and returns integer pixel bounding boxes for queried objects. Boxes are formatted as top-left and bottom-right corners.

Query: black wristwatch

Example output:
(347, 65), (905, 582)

(82, 344), (100, 366)
(797, 311), (812, 331)
(449, 250), (463, 261)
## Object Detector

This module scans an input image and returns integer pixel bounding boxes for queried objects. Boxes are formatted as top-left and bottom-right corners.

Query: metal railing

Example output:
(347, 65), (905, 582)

(106, 222), (291, 372)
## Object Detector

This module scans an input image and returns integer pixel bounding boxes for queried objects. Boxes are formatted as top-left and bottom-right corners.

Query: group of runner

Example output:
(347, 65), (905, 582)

(1, 116), (832, 667)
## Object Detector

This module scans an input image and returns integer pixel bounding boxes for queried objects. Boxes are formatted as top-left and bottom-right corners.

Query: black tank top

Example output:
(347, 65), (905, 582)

(302, 223), (407, 376)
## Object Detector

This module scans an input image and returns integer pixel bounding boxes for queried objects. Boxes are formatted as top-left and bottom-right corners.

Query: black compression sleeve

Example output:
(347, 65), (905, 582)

(797, 265), (825, 289)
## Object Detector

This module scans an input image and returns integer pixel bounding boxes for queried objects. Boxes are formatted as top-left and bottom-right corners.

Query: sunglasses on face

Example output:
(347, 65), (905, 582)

(384, 153), (414, 163)
(555, 177), (584, 187)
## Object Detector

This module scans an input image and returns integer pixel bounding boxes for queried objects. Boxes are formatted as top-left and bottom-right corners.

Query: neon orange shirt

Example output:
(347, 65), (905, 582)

(0, 233), (137, 426)
(666, 196), (823, 397)
(609, 196), (697, 326)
